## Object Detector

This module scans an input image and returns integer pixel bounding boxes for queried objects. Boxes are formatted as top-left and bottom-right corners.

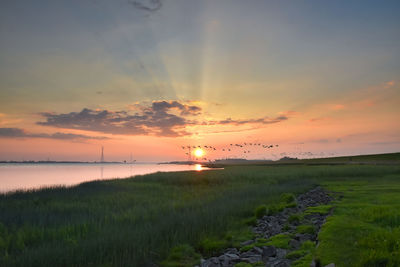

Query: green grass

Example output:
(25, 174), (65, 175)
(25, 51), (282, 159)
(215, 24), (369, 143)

(254, 205), (267, 219)
(288, 214), (303, 224)
(161, 244), (201, 267)
(266, 233), (292, 249)
(0, 163), (399, 266)
(296, 224), (316, 235)
(304, 204), (333, 215)
(316, 172), (400, 266)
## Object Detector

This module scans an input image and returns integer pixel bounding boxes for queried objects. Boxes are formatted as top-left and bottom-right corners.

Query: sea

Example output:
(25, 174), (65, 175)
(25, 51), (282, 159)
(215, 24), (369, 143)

(0, 163), (207, 193)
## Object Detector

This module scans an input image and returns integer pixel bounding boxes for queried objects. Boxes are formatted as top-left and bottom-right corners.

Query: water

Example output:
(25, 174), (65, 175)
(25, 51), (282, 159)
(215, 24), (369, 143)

(0, 163), (209, 193)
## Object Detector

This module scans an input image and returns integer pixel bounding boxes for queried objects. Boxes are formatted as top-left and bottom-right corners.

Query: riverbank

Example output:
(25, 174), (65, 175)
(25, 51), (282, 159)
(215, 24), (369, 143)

(0, 164), (399, 266)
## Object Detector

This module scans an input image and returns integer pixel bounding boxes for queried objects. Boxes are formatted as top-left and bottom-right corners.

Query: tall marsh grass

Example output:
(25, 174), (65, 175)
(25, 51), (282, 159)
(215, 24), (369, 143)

(0, 165), (399, 266)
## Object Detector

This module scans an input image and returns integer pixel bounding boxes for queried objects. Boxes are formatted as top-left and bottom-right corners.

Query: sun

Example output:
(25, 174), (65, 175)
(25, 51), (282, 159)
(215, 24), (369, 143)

(194, 148), (205, 158)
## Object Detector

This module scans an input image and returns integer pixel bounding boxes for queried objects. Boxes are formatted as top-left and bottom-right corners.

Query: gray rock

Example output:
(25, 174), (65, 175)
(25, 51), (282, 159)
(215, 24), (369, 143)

(224, 248), (238, 254)
(241, 254), (262, 263)
(267, 259), (291, 267)
(240, 240), (254, 246)
(324, 264), (335, 267)
(295, 233), (313, 242)
(201, 257), (221, 267)
(310, 259), (317, 267)
(289, 239), (300, 249)
(224, 253), (240, 260)
(251, 246), (263, 255)
(275, 248), (287, 258)
(262, 246), (277, 257)
(274, 260), (291, 267)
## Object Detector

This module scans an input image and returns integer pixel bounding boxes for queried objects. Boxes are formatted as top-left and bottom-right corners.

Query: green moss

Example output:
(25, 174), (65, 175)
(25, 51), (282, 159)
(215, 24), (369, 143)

(234, 263), (252, 267)
(286, 250), (308, 259)
(288, 214), (303, 224)
(282, 223), (290, 232)
(305, 205), (333, 215)
(266, 205), (280, 215)
(254, 205), (267, 219)
(281, 193), (296, 203)
(287, 240), (316, 265)
(300, 240), (315, 250)
(227, 227), (255, 248)
(161, 244), (200, 267)
(239, 244), (254, 252)
(292, 253), (314, 267)
(198, 237), (228, 256)
(266, 234), (292, 249)
(296, 224), (316, 235)
(286, 202), (297, 208)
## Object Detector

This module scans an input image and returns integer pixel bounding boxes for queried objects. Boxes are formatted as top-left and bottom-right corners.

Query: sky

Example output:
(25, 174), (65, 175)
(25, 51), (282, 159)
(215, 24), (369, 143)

(0, 0), (399, 162)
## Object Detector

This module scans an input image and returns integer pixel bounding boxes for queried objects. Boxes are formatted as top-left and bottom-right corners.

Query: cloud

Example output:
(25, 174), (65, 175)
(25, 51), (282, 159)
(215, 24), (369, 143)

(278, 110), (299, 117)
(206, 116), (288, 126)
(0, 128), (108, 140)
(129, 0), (162, 12)
(37, 100), (201, 137)
(37, 100), (290, 137)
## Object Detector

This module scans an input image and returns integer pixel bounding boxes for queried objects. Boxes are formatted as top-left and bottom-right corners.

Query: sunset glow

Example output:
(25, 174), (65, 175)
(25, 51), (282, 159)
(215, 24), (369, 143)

(194, 149), (205, 159)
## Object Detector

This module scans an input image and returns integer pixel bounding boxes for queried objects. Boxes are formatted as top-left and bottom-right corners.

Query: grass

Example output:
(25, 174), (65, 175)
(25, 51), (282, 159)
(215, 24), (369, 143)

(0, 163), (399, 266)
(315, 172), (400, 266)
(304, 204), (333, 215)
(266, 233), (292, 249)
(296, 224), (316, 235)
(254, 205), (267, 219)
(161, 244), (200, 267)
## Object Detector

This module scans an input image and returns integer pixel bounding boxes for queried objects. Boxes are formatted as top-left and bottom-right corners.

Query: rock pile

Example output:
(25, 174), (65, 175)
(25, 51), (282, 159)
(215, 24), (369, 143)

(198, 187), (334, 267)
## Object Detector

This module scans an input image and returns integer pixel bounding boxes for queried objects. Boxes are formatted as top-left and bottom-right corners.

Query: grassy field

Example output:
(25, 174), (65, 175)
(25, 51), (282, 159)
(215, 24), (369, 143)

(0, 161), (399, 266)
(317, 171), (400, 266)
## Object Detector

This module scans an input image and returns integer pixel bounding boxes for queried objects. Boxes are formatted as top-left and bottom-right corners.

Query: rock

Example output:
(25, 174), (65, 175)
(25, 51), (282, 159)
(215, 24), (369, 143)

(240, 240), (254, 246)
(310, 259), (317, 267)
(262, 246), (277, 257)
(201, 257), (221, 267)
(289, 239), (301, 249)
(295, 233), (313, 242)
(241, 254), (262, 263)
(274, 260), (290, 267)
(267, 259), (291, 267)
(201, 187), (333, 267)
(275, 248), (287, 258)
(224, 248), (238, 254)
(251, 246), (263, 255)
(240, 251), (260, 258)
(224, 253), (240, 260)
(324, 264), (335, 267)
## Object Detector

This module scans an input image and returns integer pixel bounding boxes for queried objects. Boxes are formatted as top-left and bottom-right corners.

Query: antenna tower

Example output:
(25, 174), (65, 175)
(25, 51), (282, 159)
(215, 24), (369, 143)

(101, 146), (104, 163)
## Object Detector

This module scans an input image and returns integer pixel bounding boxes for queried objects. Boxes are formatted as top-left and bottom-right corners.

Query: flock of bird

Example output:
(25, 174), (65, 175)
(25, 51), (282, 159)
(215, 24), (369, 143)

(181, 142), (280, 160)
(180, 143), (336, 161)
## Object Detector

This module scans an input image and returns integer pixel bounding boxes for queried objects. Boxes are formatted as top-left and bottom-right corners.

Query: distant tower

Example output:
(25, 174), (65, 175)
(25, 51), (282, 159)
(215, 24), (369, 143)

(100, 146), (104, 163)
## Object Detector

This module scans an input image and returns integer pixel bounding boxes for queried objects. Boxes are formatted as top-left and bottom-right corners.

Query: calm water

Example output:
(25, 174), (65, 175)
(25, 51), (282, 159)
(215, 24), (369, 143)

(0, 163), (208, 193)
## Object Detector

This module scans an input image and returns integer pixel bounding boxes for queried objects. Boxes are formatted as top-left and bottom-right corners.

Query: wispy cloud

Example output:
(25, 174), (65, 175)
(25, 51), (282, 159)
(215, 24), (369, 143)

(0, 128), (108, 141)
(129, 0), (162, 12)
(206, 116), (288, 126)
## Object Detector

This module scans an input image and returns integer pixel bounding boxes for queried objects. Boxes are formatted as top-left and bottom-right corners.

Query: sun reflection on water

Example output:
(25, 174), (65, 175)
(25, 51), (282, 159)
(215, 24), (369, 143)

(195, 164), (203, 171)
